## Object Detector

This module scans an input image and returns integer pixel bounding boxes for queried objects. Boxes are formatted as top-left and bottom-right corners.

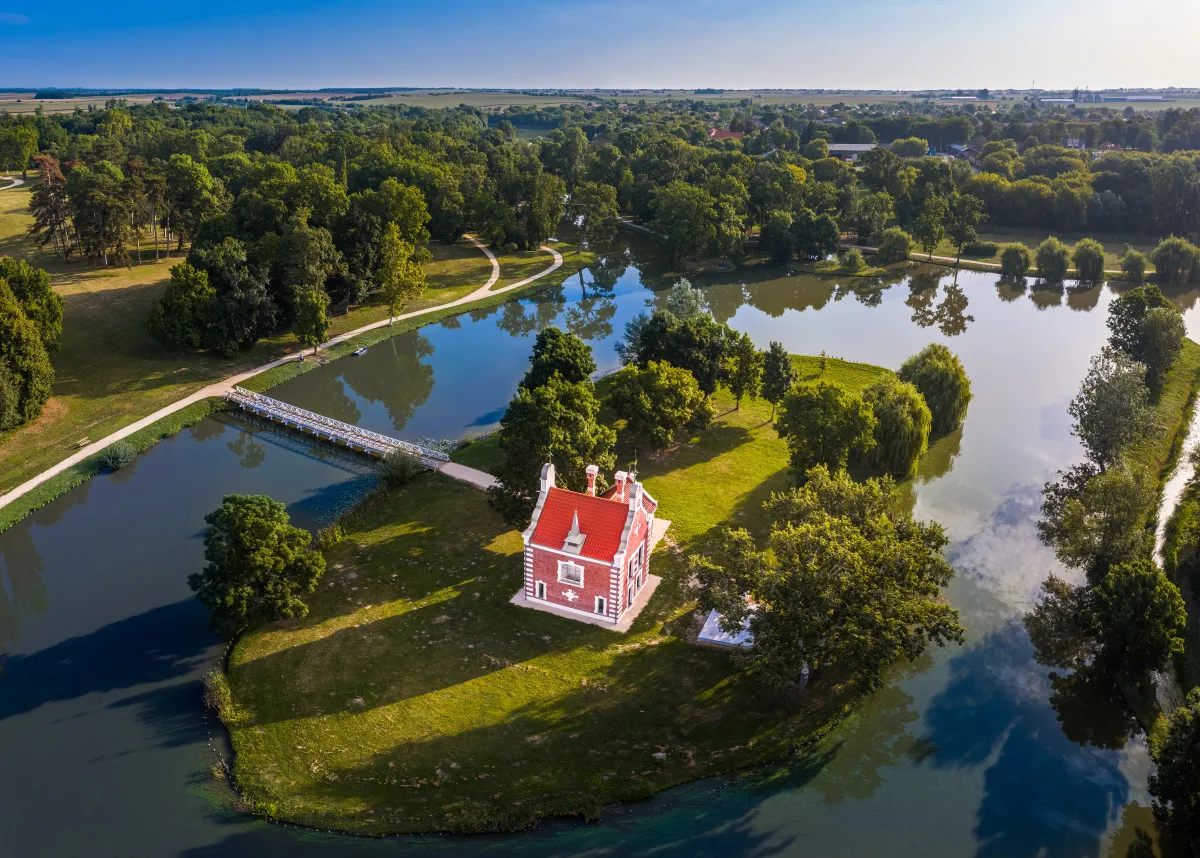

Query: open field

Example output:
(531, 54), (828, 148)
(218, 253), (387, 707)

(0, 181), (589, 498)
(225, 356), (894, 835)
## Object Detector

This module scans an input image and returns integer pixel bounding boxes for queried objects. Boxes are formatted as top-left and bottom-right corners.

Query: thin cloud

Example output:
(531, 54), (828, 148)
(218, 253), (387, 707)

(0, 12), (31, 24)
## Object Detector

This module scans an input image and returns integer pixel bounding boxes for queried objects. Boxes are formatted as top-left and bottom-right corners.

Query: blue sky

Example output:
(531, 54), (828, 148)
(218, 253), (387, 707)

(1, 0), (1197, 90)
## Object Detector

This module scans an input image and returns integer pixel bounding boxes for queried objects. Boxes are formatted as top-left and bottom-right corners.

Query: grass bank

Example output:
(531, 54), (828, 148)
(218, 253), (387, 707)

(0, 178), (545, 496)
(223, 357), (894, 835)
(0, 174), (592, 513)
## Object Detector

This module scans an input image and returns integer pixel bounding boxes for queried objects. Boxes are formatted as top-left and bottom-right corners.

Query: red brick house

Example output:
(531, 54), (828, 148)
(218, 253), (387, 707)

(520, 463), (660, 626)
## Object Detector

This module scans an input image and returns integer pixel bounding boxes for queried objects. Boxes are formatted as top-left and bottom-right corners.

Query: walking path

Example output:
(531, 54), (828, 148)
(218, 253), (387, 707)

(0, 237), (561, 512)
(0, 176), (25, 191)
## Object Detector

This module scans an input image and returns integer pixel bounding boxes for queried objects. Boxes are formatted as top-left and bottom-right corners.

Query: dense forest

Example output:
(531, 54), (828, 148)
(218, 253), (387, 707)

(2, 95), (1200, 367)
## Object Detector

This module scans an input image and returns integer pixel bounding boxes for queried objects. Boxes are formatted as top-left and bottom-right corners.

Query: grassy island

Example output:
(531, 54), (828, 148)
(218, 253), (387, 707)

(223, 355), (895, 835)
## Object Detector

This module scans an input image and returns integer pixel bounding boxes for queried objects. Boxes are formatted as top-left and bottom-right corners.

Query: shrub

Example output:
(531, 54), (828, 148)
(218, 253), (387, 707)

(876, 227), (913, 265)
(1120, 247), (1148, 281)
(840, 248), (866, 272)
(98, 440), (138, 472)
(202, 668), (247, 727)
(962, 240), (999, 258)
(1072, 238), (1106, 282)
(1070, 238), (1104, 282)
(999, 243), (1031, 277)
(859, 376), (932, 477)
(379, 448), (426, 487)
(1036, 237), (1071, 281)
(898, 343), (972, 434)
(1150, 236), (1200, 285)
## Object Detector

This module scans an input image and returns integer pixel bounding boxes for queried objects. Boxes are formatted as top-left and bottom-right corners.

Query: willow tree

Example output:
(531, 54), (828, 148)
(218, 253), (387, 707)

(859, 375), (932, 477)
(898, 343), (972, 434)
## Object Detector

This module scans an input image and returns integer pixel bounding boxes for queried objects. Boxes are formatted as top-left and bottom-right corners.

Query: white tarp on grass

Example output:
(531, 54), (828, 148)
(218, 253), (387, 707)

(698, 608), (753, 648)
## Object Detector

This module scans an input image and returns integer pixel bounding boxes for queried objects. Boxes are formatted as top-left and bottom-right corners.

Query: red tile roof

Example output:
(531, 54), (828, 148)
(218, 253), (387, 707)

(709, 128), (744, 140)
(531, 487), (630, 563)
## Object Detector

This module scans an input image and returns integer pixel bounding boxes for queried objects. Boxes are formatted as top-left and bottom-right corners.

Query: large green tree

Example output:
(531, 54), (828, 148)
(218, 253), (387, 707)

(293, 287), (330, 356)
(651, 180), (717, 264)
(377, 222), (425, 325)
(0, 256), (62, 352)
(776, 382), (876, 477)
(859, 375), (932, 477)
(165, 153), (227, 248)
(693, 466), (965, 691)
(146, 262), (215, 351)
(0, 278), (54, 430)
(520, 326), (596, 390)
(945, 192), (985, 264)
(0, 125), (38, 178)
(725, 331), (763, 409)
(1068, 347), (1153, 471)
(761, 341), (797, 419)
(1107, 284), (1185, 393)
(897, 343), (972, 433)
(187, 494), (326, 638)
(912, 195), (948, 260)
(489, 374), (616, 526)
(1149, 687), (1200, 846)
(572, 181), (619, 252)
(610, 360), (713, 450)
(1093, 559), (1186, 675)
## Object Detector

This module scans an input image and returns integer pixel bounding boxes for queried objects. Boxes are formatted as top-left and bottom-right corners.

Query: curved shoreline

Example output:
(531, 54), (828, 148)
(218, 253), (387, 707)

(0, 240), (569, 531)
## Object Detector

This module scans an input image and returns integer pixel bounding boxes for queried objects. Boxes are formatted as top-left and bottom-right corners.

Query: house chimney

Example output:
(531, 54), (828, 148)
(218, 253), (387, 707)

(539, 463), (556, 493)
(613, 470), (628, 503)
(585, 464), (599, 496)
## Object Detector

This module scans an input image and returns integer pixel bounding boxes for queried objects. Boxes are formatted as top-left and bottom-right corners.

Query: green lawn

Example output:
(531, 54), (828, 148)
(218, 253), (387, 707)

(226, 357), (893, 835)
(0, 181), (590, 497)
(490, 240), (573, 291)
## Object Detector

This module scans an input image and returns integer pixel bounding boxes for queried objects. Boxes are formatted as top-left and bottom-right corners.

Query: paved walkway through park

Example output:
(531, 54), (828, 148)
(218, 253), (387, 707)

(0, 237), (561, 512)
(0, 176), (26, 191)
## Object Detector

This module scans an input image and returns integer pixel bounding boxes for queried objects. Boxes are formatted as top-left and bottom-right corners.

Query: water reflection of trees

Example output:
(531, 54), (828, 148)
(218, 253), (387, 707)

(996, 278), (1027, 303)
(0, 519), (48, 651)
(338, 333), (436, 434)
(907, 271), (974, 336)
(802, 658), (933, 807)
(923, 622), (1132, 858)
(227, 430), (267, 469)
(1028, 282), (1065, 310)
(1066, 283), (1103, 313)
(496, 285), (567, 338)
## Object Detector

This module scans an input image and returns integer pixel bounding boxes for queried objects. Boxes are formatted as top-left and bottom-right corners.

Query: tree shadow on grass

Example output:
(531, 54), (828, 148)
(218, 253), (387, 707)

(275, 639), (851, 838)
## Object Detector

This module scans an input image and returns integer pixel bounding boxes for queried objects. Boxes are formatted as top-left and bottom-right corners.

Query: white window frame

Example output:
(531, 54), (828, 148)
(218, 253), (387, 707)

(595, 596), (607, 615)
(557, 560), (584, 587)
(535, 581), (546, 600)
(632, 543), (645, 574)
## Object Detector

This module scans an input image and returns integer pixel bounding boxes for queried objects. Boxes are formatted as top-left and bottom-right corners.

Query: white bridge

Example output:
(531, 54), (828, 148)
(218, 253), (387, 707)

(224, 387), (451, 463)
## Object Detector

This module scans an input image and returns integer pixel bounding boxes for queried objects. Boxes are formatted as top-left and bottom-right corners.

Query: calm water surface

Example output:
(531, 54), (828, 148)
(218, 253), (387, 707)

(4, 234), (1197, 857)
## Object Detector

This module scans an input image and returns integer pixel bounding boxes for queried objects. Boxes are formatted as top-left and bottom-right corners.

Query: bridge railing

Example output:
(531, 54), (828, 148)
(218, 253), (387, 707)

(226, 387), (450, 462)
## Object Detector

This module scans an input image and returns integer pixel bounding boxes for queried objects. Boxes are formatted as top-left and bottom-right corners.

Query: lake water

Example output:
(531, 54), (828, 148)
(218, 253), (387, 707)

(2, 233), (1194, 857)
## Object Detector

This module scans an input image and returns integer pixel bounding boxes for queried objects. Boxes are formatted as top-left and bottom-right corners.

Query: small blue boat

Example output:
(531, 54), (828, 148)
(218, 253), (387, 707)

(352, 347), (368, 356)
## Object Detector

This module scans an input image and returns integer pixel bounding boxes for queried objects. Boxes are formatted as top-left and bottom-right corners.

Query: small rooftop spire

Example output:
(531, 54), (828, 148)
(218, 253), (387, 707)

(563, 511), (587, 553)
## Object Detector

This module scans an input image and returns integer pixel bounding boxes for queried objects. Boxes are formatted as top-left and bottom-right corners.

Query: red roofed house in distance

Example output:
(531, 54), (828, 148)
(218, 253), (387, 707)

(515, 463), (670, 631)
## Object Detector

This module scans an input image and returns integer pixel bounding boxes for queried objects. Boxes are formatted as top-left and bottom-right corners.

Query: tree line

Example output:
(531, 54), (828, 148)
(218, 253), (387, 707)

(1021, 284), (1198, 842)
